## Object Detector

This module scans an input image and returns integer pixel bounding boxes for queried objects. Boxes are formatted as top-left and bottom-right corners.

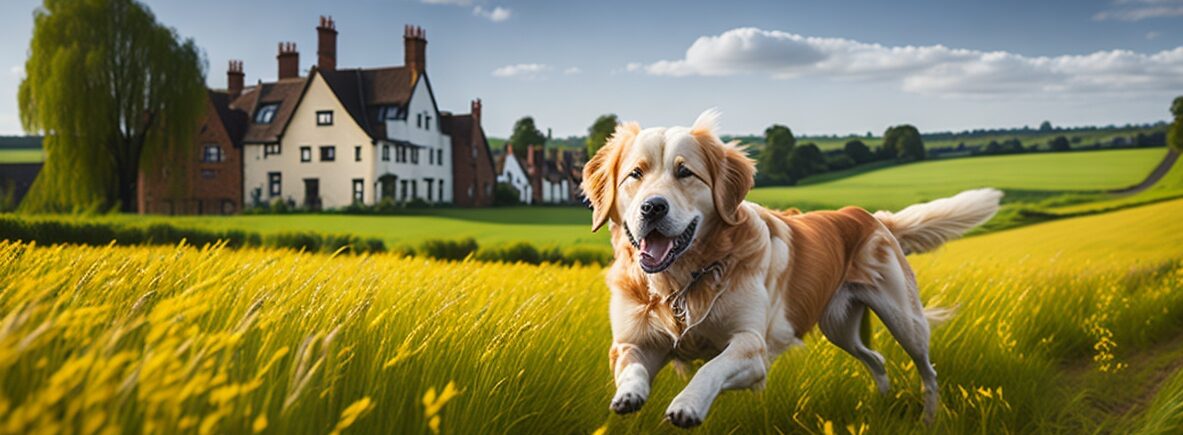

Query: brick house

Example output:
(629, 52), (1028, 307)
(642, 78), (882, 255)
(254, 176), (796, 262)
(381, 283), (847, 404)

(137, 71), (247, 214)
(137, 16), (495, 213)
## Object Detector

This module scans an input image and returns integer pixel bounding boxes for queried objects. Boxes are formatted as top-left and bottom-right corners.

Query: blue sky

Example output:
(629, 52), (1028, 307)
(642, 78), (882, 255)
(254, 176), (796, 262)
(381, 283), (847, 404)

(1, 0), (1181, 138)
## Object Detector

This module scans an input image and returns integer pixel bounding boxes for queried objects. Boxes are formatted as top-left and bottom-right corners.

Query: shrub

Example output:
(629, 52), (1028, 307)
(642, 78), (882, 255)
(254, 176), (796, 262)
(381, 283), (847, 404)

(419, 237), (478, 261)
(493, 183), (522, 207)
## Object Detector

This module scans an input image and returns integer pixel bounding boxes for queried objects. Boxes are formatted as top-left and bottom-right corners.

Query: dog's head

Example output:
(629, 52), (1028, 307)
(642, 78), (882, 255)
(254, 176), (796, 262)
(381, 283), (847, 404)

(582, 109), (755, 273)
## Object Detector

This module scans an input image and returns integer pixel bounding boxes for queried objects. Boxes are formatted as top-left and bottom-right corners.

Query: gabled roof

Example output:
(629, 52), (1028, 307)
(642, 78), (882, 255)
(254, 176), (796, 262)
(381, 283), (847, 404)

(207, 90), (248, 147)
(319, 66), (415, 141)
(230, 77), (308, 144)
(441, 113), (496, 173)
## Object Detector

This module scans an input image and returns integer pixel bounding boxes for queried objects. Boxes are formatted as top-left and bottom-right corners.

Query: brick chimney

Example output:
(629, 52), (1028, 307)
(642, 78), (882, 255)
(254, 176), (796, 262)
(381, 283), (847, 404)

(404, 25), (427, 77)
(317, 16), (337, 71)
(227, 60), (244, 99)
(470, 99), (482, 123)
(277, 41), (299, 79)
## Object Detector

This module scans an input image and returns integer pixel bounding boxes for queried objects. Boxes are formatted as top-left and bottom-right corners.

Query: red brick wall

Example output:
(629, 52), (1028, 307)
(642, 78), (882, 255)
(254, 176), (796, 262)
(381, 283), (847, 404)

(450, 117), (496, 207)
(137, 95), (243, 215)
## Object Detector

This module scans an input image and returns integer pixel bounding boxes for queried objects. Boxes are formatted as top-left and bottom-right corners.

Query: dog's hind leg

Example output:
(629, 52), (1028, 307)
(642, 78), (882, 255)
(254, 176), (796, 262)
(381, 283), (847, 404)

(820, 286), (890, 395)
(855, 253), (940, 423)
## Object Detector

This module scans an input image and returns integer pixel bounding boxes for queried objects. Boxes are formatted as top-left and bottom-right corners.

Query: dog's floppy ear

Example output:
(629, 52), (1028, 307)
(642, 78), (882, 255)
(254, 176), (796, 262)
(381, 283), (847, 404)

(582, 122), (640, 232)
(692, 110), (755, 226)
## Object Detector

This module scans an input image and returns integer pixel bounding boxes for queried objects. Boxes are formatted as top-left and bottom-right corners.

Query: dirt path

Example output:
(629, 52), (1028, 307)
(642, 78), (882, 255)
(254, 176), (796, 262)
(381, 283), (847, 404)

(1107, 149), (1179, 195)
(1068, 330), (1183, 431)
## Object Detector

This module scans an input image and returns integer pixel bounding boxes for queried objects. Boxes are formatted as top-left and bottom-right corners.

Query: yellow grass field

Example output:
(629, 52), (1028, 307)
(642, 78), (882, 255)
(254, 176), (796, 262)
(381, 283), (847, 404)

(2, 199), (1183, 433)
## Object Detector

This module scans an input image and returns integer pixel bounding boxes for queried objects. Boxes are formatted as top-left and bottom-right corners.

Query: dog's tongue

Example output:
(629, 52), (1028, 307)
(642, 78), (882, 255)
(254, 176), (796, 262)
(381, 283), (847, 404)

(639, 234), (674, 268)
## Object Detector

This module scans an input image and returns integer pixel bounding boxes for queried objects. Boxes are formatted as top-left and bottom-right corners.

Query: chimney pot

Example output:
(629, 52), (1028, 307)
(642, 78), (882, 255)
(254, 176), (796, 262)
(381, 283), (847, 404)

(404, 24), (428, 75)
(317, 15), (338, 71)
(277, 41), (299, 79)
(228, 60), (245, 98)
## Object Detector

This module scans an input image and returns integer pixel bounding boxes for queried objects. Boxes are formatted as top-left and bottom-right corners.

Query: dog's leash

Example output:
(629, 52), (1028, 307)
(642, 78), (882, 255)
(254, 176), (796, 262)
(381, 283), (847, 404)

(663, 258), (727, 348)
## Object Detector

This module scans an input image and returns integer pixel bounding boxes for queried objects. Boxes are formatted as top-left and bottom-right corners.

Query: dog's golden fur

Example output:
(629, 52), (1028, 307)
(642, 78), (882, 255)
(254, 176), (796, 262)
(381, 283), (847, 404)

(584, 110), (1003, 428)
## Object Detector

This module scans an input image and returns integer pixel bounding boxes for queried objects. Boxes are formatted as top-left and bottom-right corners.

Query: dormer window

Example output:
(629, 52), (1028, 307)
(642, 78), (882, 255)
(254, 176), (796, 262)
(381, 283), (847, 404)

(377, 106), (399, 121)
(255, 104), (279, 124)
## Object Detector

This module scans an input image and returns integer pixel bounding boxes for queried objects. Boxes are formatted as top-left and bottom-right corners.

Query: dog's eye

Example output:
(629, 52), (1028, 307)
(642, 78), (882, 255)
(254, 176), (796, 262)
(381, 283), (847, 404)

(675, 164), (693, 179)
(628, 168), (643, 180)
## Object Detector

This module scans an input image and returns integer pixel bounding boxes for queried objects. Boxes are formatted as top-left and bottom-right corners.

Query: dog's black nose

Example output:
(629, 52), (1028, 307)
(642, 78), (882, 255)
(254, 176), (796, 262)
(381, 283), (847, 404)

(640, 196), (669, 221)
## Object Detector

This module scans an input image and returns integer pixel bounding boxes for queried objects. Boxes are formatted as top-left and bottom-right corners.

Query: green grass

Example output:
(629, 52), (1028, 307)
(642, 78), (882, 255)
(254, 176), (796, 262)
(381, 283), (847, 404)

(95, 206), (606, 250)
(749, 148), (1166, 211)
(0, 149), (43, 163)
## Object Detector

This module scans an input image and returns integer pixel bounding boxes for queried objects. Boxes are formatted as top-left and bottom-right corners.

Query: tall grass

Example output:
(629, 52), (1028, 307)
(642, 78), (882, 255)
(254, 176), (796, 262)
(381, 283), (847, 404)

(1, 199), (1183, 433)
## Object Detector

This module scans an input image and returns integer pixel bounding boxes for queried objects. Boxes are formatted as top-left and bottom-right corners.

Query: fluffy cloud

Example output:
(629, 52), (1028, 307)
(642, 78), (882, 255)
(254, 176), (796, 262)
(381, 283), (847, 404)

(472, 5), (511, 22)
(492, 63), (551, 78)
(562, 67), (582, 75)
(1095, 0), (1183, 21)
(638, 27), (1183, 96)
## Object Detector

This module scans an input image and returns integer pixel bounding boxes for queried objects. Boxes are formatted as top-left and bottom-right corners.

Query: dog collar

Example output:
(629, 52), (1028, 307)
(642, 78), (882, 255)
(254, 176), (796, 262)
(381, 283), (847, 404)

(662, 258), (728, 347)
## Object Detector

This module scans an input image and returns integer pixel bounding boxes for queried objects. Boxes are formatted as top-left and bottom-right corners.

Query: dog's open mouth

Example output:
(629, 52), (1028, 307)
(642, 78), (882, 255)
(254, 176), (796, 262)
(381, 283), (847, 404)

(626, 217), (699, 274)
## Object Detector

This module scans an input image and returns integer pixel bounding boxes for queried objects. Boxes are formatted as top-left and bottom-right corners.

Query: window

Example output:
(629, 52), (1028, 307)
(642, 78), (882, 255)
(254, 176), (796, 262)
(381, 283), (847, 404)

(352, 179), (364, 203)
(255, 104), (279, 124)
(416, 113), (423, 128)
(411, 180), (418, 199)
(319, 145), (336, 162)
(439, 180), (444, 202)
(201, 169), (215, 179)
(202, 144), (224, 162)
(300, 146), (312, 162)
(382, 145), (390, 161)
(377, 105), (399, 121)
(426, 178), (434, 201)
(437, 149), (443, 166)
(429, 149), (434, 165)
(410, 148), (418, 165)
(425, 115), (432, 130)
(397, 145), (406, 163)
(400, 179), (408, 199)
(354, 146), (362, 162)
(264, 143), (281, 157)
(316, 110), (333, 126)
(268, 172), (281, 197)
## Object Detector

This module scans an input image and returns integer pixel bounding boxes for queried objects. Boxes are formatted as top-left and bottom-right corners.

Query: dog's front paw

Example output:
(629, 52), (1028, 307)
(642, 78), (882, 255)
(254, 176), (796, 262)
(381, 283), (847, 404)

(610, 390), (646, 414)
(665, 404), (703, 428)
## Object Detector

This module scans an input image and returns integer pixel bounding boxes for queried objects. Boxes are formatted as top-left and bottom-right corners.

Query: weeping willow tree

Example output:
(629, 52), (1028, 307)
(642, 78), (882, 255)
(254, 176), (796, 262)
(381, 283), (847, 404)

(1170, 96), (1183, 153)
(18, 0), (205, 213)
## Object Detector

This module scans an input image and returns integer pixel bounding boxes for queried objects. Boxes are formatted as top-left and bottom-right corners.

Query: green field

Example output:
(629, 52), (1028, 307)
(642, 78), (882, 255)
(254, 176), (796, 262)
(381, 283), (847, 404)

(748, 148), (1166, 211)
(53, 148), (1161, 251)
(0, 149), (42, 163)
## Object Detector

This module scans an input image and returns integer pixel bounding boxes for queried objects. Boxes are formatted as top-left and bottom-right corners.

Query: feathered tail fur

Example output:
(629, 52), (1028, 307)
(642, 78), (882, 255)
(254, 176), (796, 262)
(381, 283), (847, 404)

(873, 188), (1004, 256)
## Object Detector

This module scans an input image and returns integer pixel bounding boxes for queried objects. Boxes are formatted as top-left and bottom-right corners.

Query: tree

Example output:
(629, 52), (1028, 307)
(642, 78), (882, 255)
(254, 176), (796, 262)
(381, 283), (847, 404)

(786, 143), (828, 181)
(586, 114), (618, 156)
(883, 125), (925, 161)
(1039, 120), (1053, 132)
(1049, 135), (1071, 152)
(508, 116), (547, 158)
(18, 0), (205, 212)
(757, 124), (796, 184)
(843, 140), (874, 164)
(1169, 96), (1183, 153)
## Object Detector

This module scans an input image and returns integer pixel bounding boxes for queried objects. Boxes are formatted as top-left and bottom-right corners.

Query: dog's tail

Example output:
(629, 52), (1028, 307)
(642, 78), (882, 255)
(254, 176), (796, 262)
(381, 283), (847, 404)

(873, 188), (1003, 255)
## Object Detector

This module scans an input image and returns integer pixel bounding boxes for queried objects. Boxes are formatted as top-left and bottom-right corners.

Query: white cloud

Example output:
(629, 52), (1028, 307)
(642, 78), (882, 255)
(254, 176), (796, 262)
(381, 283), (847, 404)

(473, 5), (511, 22)
(1095, 0), (1183, 21)
(636, 27), (1183, 97)
(421, 0), (471, 5)
(562, 67), (582, 75)
(10, 65), (23, 78)
(492, 63), (551, 78)
(625, 62), (643, 72)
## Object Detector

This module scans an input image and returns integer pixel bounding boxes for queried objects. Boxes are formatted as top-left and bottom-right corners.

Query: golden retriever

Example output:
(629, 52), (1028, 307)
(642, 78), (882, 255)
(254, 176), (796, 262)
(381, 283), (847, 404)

(581, 109), (1002, 428)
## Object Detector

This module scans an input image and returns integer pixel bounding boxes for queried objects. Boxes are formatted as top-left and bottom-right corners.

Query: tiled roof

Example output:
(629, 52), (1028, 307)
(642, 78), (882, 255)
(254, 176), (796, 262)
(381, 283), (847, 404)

(319, 67), (414, 141)
(207, 90), (248, 147)
(230, 78), (308, 144)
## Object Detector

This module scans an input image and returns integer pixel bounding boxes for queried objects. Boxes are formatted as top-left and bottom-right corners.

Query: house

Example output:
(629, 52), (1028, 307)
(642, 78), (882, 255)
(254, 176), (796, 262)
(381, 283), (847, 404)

(524, 145), (585, 205)
(138, 72), (246, 215)
(495, 143), (532, 203)
(137, 16), (495, 213)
